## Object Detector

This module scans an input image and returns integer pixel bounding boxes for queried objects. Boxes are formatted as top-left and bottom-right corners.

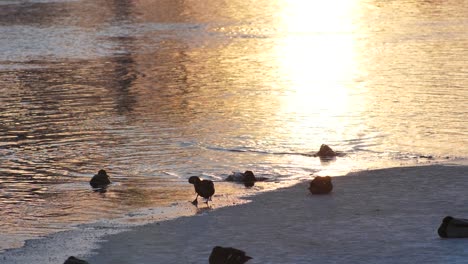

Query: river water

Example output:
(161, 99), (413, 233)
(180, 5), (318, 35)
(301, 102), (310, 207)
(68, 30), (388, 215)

(0, 0), (467, 252)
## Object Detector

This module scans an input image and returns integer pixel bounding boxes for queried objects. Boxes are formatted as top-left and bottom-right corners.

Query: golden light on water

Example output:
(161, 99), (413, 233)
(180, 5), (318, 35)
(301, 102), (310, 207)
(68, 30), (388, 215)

(278, 0), (357, 34)
(1, 0), (467, 254)
(276, 36), (354, 114)
(274, 0), (359, 136)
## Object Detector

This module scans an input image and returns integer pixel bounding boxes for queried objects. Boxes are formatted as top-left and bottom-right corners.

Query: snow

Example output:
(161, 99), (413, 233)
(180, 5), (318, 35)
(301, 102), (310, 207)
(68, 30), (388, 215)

(2, 164), (468, 264)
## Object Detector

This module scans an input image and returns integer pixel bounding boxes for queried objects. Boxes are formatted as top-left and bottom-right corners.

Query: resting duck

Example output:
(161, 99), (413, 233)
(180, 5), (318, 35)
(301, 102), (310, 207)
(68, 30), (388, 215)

(188, 176), (215, 205)
(438, 216), (468, 238)
(226, 171), (267, 187)
(308, 176), (333, 194)
(63, 256), (89, 264)
(209, 246), (252, 264)
(89, 169), (111, 188)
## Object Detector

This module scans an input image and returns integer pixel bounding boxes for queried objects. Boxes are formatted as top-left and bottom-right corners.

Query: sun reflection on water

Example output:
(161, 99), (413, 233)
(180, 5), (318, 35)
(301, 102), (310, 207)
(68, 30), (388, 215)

(274, 0), (361, 148)
(278, 0), (357, 34)
(1, 0), (467, 254)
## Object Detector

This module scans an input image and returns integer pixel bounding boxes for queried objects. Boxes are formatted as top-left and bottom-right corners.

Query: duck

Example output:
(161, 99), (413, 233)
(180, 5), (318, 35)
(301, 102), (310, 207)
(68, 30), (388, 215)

(89, 169), (111, 188)
(188, 176), (215, 205)
(209, 246), (252, 264)
(314, 144), (337, 158)
(438, 216), (468, 238)
(63, 256), (89, 264)
(308, 176), (333, 194)
(226, 170), (267, 187)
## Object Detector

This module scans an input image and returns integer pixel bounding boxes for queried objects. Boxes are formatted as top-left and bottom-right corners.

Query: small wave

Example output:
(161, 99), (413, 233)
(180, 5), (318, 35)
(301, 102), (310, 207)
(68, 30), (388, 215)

(204, 145), (352, 158)
(204, 145), (316, 157)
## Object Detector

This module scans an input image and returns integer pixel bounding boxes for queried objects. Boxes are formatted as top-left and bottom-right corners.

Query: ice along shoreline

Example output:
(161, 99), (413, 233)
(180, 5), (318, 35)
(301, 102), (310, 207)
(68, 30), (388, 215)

(2, 163), (468, 264)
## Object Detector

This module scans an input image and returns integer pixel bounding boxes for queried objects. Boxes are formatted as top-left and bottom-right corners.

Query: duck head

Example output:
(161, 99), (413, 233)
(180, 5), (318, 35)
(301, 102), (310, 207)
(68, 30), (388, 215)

(188, 176), (201, 185)
(97, 169), (108, 179)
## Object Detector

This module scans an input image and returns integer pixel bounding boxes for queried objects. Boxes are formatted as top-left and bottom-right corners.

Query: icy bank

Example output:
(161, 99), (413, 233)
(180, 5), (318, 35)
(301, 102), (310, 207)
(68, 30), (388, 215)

(3, 164), (468, 263)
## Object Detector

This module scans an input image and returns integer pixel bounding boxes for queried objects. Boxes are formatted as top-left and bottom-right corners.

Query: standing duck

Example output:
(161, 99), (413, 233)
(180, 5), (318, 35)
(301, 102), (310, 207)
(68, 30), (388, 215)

(188, 176), (215, 205)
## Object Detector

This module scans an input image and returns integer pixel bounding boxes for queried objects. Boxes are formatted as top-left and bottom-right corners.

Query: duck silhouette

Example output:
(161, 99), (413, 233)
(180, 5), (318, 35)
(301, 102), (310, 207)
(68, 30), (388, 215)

(209, 246), (252, 264)
(90, 169), (111, 189)
(308, 176), (333, 194)
(314, 144), (337, 158)
(226, 170), (267, 187)
(63, 256), (89, 264)
(438, 216), (468, 238)
(188, 176), (215, 206)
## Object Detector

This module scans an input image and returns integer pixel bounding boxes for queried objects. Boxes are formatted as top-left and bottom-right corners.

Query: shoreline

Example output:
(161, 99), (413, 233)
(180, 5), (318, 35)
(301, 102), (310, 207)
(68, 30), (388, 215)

(2, 163), (468, 263)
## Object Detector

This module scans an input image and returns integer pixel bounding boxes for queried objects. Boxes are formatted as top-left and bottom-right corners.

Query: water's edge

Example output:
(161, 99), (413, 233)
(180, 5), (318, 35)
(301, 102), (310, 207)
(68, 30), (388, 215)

(1, 161), (466, 263)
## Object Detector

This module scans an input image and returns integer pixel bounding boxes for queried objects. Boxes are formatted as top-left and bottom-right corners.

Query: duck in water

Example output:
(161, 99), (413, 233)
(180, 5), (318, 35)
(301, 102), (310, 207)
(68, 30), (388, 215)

(90, 169), (111, 189)
(188, 176), (215, 206)
(226, 170), (268, 187)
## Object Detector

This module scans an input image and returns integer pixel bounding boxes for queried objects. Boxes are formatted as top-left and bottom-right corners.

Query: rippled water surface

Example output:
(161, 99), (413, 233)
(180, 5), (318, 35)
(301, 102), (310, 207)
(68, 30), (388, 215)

(0, 0), (467, 252)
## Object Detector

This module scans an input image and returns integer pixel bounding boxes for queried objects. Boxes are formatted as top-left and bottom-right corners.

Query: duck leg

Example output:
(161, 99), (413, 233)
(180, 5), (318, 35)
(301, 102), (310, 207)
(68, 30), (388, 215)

(205, 196), (213, 205)
(192, 194), (199, 205)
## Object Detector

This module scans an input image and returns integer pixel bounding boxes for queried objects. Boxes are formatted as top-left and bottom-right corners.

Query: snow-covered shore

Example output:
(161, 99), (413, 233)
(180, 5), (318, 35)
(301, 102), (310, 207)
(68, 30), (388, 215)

(3, 164), (468, 263)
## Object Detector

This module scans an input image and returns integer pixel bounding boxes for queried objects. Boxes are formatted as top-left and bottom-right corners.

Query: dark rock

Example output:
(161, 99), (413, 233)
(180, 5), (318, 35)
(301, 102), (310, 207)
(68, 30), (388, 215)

(209, 246), (252, 264)
(308, 176), (333, 194)
(188, 176), (215, 205)
(89, 169), (111, 188)
(64, 256), (89, 264)
(438, 216), (468, 238)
